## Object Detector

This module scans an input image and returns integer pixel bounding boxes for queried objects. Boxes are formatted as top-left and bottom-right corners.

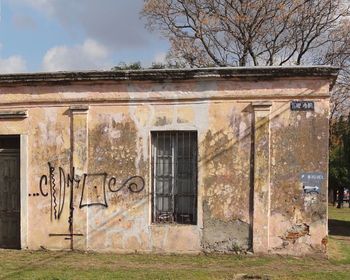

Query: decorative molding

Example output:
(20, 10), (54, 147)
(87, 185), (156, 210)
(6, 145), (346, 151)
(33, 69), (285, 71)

(0, 110), (28, 119)
(69, 105), (89, 114)
(251, 102), (273, 111)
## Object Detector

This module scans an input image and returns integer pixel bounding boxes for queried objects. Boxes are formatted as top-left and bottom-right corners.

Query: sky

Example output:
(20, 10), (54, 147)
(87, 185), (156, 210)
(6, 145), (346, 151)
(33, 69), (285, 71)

(0, 0), (169, 73)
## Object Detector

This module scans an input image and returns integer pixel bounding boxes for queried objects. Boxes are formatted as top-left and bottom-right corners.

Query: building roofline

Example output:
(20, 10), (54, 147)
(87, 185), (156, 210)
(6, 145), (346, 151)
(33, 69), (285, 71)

(0, 66), (339, 86)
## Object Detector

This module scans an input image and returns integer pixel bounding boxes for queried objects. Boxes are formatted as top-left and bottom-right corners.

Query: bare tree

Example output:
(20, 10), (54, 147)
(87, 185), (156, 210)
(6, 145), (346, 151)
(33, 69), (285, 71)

(317, 19), (350, 118)
(143, 0), (349, 66)
(142, 0), (350, 115)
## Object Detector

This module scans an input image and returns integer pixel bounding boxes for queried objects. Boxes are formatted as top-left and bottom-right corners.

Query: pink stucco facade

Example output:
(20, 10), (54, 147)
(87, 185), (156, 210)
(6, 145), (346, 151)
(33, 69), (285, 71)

(0, 67), (337, 255)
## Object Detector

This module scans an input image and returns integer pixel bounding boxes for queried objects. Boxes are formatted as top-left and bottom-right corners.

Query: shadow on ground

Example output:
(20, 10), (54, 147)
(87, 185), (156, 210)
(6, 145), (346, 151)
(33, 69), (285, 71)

(328, 219), (350, 237)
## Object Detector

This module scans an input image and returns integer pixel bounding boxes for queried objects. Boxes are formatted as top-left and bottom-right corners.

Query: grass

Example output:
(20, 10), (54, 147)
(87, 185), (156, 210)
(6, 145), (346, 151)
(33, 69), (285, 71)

(328, 204), (350, 266)
(0, 206), (349, 279)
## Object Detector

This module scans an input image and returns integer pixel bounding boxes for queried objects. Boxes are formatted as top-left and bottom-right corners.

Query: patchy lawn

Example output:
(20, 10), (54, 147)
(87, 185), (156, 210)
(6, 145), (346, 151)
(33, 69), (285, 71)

(0, 207), (349, 280)
(0, 250), (348, 280)
(328, 205), (350, 266)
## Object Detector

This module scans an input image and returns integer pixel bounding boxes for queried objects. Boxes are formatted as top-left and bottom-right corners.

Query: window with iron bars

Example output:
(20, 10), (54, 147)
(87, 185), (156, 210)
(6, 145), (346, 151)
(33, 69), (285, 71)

(151, 131), (197, 225)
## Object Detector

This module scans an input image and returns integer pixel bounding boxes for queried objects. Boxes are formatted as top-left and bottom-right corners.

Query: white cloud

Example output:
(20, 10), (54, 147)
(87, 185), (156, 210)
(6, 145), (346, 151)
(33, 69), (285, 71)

(42, 38), (111, 71)
(0, 55), (27, 73)
(10, 0), (153, 49)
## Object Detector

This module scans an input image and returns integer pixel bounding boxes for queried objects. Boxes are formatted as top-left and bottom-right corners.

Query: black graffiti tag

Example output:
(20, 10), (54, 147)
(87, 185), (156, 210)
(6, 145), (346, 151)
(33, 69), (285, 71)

(36, 162), (145, 250)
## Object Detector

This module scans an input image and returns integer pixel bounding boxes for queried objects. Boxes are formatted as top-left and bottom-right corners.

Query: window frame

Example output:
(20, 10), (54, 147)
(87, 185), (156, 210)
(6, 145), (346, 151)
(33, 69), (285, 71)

(151, 130), (198, 225)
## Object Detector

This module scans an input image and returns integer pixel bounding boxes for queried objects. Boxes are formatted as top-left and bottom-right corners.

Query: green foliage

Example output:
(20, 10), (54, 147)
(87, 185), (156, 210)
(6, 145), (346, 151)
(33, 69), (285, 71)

(149, 62), (167, 69)
(329, 115), (350, 190)
(111, 61), (142, 70)
(111, 61), (186, 71)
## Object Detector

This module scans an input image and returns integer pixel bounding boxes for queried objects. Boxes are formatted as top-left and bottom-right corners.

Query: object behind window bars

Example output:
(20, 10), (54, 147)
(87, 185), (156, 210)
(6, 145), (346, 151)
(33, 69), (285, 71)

(152, 131), (197, 225)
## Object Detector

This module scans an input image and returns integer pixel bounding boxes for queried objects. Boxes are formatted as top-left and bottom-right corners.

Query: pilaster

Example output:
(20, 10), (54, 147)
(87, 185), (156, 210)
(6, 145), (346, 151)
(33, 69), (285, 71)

(252, 102), (272, 253)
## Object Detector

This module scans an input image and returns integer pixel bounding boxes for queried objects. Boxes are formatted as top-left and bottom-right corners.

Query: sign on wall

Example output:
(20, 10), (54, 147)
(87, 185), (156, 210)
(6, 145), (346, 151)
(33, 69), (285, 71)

(300, 172), (324, 194)
(291, 101), (314, 111)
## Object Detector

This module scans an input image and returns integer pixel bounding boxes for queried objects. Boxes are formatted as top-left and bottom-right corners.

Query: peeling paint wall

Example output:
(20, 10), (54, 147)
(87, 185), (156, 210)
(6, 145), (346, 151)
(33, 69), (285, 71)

(201, 103), (252, 252)
(269, 100), (329, 255)
(0, 75), (332, 255)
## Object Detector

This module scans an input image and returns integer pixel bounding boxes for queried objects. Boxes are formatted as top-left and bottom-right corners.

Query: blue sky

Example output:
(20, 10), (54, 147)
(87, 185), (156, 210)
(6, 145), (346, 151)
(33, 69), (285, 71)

(0, 0), (169, 73)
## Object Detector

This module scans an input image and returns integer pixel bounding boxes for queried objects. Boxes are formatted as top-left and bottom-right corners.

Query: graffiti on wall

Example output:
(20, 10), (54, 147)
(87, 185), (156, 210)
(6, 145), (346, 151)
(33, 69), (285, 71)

(30, 162), (145, 249)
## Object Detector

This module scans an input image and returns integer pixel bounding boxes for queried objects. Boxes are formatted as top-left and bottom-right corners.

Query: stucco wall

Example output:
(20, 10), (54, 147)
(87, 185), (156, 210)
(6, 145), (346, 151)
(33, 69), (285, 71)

(268, 100), (329, 254)
(0, 73), (332, 255)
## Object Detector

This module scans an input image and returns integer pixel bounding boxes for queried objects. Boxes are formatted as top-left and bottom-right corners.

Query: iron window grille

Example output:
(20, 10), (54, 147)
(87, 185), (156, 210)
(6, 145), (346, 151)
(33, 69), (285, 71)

(151, 131), (197, 225)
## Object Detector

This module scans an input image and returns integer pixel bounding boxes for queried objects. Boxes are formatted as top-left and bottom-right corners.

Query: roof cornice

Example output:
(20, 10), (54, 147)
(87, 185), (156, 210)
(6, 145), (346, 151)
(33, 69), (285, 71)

(0, 66), (338, 86)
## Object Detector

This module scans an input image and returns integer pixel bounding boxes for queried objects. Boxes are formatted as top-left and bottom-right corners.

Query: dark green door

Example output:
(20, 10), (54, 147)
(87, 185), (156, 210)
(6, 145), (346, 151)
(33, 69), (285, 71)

(0, 138), (20, 249)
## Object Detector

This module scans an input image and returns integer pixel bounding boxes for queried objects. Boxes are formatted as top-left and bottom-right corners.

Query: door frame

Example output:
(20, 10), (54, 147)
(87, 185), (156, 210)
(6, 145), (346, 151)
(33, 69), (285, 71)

(20, 135), (28, 249)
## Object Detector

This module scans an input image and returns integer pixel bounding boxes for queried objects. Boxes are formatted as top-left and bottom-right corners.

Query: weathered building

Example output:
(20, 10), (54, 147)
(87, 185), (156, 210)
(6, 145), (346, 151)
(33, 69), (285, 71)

(0, 67), (338, 255)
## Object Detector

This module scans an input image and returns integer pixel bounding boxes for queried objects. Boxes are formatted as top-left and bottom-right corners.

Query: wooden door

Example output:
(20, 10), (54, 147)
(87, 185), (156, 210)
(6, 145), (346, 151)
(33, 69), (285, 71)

(0, 149), (20, 249)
